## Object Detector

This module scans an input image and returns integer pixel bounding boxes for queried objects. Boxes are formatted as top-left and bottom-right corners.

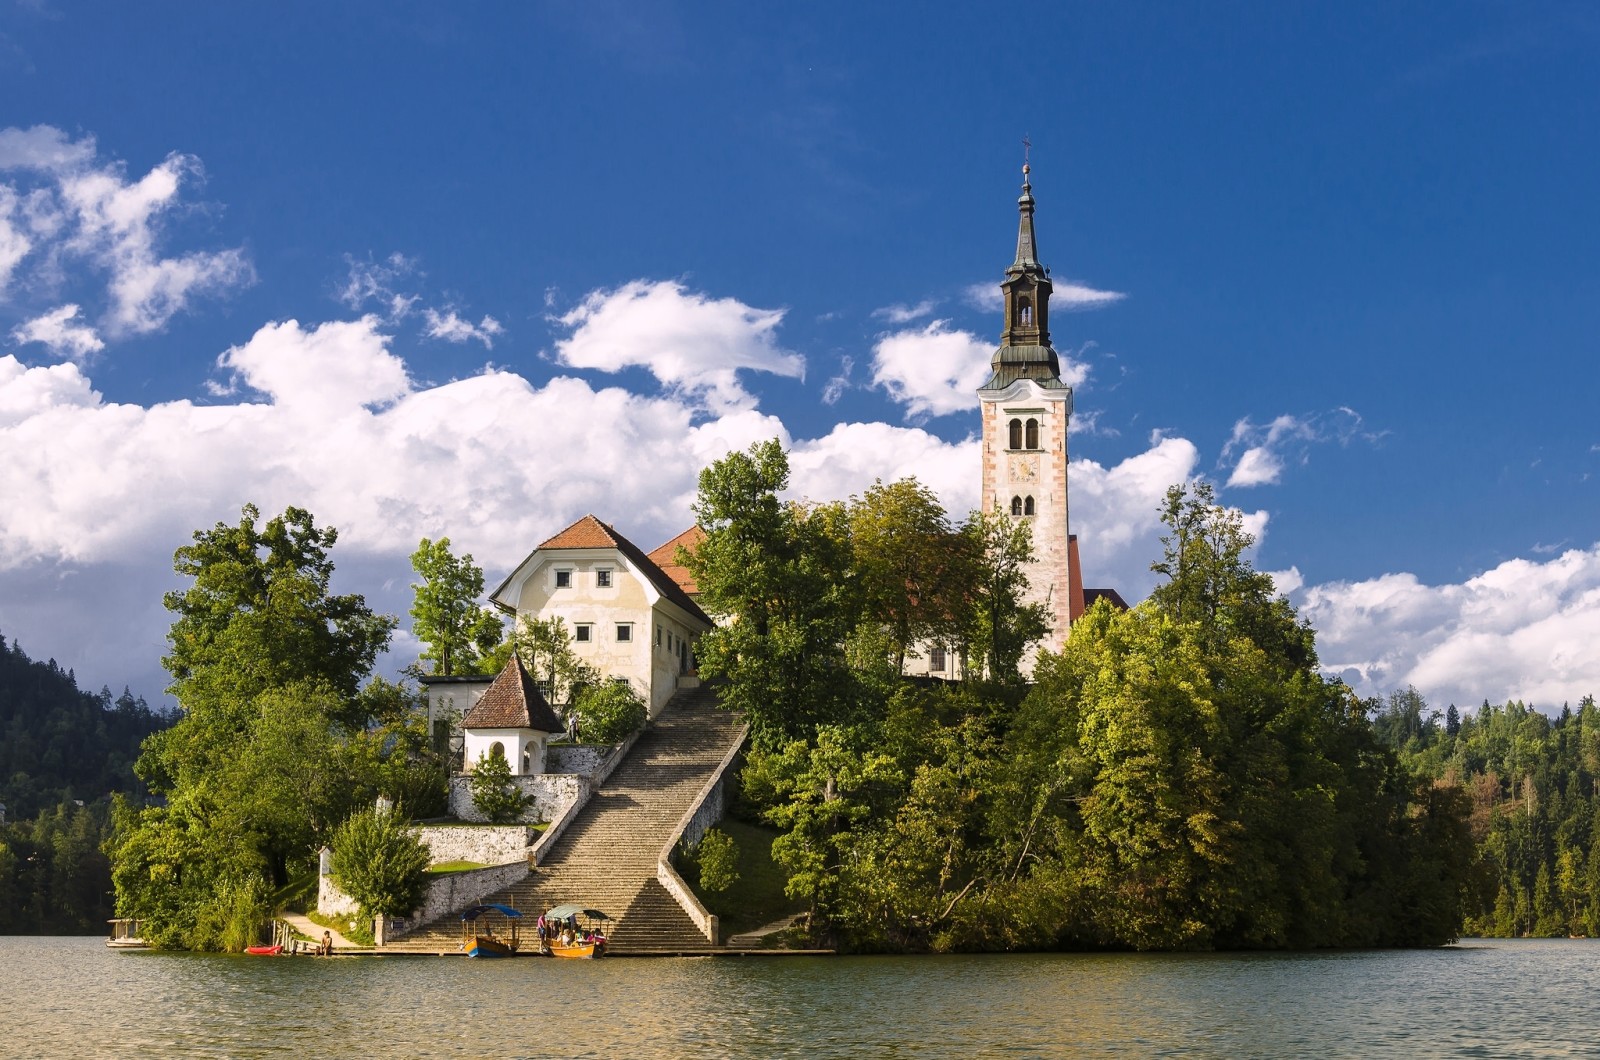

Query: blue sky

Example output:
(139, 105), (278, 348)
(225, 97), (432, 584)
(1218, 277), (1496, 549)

(1, 2), (1598, 711)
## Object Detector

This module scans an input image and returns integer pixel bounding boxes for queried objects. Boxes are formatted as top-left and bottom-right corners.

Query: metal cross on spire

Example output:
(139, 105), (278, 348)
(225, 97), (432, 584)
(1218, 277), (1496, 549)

(1022, 134), (1032, 180)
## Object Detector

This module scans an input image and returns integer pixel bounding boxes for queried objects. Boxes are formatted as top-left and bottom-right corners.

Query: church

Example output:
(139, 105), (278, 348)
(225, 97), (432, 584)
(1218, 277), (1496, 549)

(425, 163), (1122, 763)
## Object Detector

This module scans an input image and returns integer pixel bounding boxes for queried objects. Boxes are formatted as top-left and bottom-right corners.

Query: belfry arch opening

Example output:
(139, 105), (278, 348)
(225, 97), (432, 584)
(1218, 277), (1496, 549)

(1008, 418), (1022, 450)
(1025, 418), (1039, 449)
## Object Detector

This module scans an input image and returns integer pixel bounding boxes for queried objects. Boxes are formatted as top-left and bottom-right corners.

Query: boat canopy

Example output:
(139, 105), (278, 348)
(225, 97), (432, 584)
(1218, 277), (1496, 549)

(461, 904), (522, 921)
(544, 904), (610, 921)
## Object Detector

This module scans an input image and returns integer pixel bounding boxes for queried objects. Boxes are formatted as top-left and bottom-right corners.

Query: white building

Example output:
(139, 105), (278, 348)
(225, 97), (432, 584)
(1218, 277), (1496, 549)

(488, 514), (713, 717)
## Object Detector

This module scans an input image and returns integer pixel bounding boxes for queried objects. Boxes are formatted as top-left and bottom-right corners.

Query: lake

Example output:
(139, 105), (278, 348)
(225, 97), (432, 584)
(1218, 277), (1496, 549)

(2, 937), (1594, 1057)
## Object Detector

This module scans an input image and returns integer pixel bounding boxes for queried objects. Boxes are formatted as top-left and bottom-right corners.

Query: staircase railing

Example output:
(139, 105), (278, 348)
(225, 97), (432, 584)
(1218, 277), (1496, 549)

(656, 721), (749, 945)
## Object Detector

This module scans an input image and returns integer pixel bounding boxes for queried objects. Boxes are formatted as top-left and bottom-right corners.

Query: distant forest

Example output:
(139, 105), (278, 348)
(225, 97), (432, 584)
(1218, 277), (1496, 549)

(1376, 690), (1600, 937)
(0, 633), (170, 933)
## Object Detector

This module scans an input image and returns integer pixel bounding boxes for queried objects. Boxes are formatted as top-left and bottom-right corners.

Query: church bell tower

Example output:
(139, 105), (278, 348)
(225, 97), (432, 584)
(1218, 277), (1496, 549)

(978, 157), (1076, 659)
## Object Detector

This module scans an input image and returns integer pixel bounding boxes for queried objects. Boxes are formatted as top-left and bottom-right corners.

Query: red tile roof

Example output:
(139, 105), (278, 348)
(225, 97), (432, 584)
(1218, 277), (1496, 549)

(461, 656), (566, 732)
(647, 525), (706, 597)
(522, 514), (710, 626)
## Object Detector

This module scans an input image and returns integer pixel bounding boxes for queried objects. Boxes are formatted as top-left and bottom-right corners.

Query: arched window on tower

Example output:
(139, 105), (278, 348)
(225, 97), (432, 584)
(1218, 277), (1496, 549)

(1010, 496), (1023, 516)
(1025, 418), (1039, 449)
(1008, 418), (1022, 450)
(1019, 297), (1033, 325)
(1023, 496), (1035, 516)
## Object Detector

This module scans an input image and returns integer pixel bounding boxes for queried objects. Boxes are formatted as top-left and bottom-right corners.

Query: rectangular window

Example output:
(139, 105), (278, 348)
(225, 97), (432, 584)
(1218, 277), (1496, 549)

(930, 646), (946, 672)
(555, 569), (572, 588)
(596, 568), (612, 588)
(616, 623), (632, 642)
(656, 627), (662, 646)
(574, 623), (592, 643)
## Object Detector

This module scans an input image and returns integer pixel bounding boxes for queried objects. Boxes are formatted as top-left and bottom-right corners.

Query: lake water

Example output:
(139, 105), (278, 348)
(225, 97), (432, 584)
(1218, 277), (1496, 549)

(2, 937), (1595, 1058)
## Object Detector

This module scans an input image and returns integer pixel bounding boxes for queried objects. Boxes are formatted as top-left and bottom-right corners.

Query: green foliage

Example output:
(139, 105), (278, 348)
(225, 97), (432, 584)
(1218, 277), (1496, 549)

(1387, 693), (1600, 938)
(504, 616), (597, 707)
(329, 806), (430, 919)
(693, 828), (740, 893)
(408, 537), (503, 677)
(468, 747), (528, 824)
(689, 440), (867, 748)
(0, 632), (170, 818)
(0, 800), (116, 934)
(849, 478), (968, 674)
(723, 482), (1477, 953)
(108, 504), (443, 951)
(573, 681), (647, 744)
(961, 509), (1049, 683)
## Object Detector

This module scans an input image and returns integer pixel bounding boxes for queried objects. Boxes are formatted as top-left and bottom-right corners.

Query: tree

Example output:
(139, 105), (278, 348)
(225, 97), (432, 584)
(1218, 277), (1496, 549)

(849, 478), (965, 674)
(506, 616), (597, 708)
(329, 806), (430, 920)
(409, 537), (503, 677)
(468, 747), (528, 824)
(572, 681), (647, 744)
(693, 828), (740, 893)
(110, 505), (410, 950)
(687, 439), (863, 745)
(961, 509), (1048, 683)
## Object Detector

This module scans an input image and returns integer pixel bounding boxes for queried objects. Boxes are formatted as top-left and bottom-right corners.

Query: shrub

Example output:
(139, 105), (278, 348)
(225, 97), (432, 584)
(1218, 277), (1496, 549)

(329, 806), (430, 919)
(468, 747), (529, 823)
(695, 828), (740, 893)
(574, 681), (648, 744)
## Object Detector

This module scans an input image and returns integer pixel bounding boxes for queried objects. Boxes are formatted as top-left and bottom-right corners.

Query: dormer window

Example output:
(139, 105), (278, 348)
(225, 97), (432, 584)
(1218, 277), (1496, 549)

(1008, 418), (1022, 450)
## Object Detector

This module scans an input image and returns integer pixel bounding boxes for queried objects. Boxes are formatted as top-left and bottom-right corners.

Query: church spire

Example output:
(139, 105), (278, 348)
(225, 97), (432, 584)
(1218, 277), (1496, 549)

(980, 146), (1065, 392)
(1014, 152), (1039, 268)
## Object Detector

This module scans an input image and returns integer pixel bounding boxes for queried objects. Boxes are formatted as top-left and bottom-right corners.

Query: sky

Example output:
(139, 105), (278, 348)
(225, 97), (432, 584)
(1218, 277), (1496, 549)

(1, 2), (1598, 714)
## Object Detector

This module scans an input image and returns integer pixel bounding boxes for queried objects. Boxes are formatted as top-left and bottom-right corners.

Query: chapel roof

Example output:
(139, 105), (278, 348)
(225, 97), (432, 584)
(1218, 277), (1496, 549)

(460, 656), (565, 732)
(527, 514), (711, 626)
(647, 525), (706, 597)
(1083, 588), (1130, 611)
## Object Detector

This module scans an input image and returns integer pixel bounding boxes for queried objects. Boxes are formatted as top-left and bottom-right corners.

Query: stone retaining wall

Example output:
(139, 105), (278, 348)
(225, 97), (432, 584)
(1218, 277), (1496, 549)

(447, 773), (584, 824)
(546, 744), (610, 777)
(386, 861), (530, 943)
(416, 824), (539, 866)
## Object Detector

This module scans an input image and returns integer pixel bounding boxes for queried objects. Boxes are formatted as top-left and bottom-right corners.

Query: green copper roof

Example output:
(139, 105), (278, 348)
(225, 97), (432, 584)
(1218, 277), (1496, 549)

(979, 344), (1071, 392)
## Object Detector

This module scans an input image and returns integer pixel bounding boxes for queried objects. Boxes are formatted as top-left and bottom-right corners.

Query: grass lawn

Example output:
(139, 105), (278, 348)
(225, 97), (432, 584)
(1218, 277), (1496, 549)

(426, 860), (487, 874)
(686, 819), (804, 937)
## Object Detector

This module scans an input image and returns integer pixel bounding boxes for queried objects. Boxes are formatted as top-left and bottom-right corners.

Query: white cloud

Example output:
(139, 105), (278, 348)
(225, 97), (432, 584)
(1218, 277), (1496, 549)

(338, 252), (419, 317)
(1227, 445), (1284, 487)
(214, 317), (410, 416)
(10, 303), (103, 360)
(963, 280), (1125, 313)
(0, 124), (254, 337)
(1069, 436), (1204, 597)
(423, 308), (505, 348)
(871, 299), (937, 324)
(553, 279), (804, 413)
(1223, 408), (1378, 488)
(870, 321), (993, 419)
(789, 422), (980, 514)
(821, 355), (853, 406)
(1297, 546), (1600, 707)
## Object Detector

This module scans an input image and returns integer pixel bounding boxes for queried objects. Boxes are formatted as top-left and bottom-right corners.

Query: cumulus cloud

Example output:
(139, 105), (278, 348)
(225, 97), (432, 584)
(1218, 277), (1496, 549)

(870, 320), (991, 419)
(1069, 436), (1206, 598)
(1298, 546), (1600, 707)
(963, 280), (1125, 313)
(10, 303), (103, 360)
(0, 124), (253, 336)
(552, 279), (804, 413)
(423, 308), (504, 348)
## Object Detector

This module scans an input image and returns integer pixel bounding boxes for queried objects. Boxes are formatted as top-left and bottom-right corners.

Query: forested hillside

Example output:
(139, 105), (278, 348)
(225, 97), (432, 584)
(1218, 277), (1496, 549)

(0, 633), (170, 932)
(1378, 690), (1600, 937)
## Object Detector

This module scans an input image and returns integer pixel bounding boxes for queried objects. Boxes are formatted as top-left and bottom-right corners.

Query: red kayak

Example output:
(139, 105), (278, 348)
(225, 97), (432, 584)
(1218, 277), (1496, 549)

(244, 944), (283, 956)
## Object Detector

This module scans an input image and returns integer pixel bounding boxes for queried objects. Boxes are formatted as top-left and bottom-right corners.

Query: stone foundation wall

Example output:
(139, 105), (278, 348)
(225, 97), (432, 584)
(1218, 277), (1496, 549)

(416, 824), (539, 866)
(386, 861), (531, 943)
(447, 773), (583, 824)
(546, 744), (611, 778)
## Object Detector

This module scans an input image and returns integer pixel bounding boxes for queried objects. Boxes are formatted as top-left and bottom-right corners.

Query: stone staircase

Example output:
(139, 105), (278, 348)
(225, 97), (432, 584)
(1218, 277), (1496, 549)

(384, 686), (744, 955)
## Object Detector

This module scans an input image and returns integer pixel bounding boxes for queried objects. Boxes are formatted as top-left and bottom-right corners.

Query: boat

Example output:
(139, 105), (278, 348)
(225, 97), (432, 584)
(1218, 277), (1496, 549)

(244, 944), (283, 956)
(537, 905), (609, 958)
(461, 903), (523, 957)
(106, 918), (148, 949)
